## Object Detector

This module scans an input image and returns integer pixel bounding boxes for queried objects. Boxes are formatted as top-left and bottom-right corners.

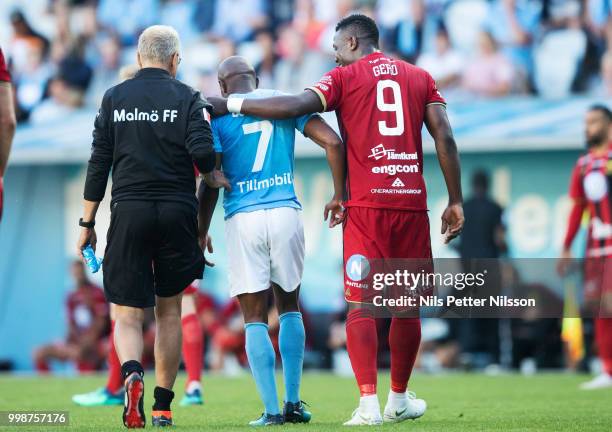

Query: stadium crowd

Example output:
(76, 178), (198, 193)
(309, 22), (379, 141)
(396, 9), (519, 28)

(1, 0), (611, 125)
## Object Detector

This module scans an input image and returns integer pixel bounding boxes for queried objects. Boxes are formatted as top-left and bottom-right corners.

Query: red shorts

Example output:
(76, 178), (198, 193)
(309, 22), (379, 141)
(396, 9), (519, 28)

(343, 207), (432, 304)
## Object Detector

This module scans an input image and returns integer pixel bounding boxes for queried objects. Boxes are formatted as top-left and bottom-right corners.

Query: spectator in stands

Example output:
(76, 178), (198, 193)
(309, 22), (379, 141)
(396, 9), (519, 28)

(602, 51), (612, 95)
(33, 260), (109, 373)
(97, 0), (160, 46)
(29, 55), (92, 124)
(383, 0), (426, 63)
(293, 0), (327, 51)
(86, 34), (122, 106)
(160, 0), (200, 44)
(12, 40), (52, 122)
(7, 10), (50, 78)
(541, 0), (582, 31)
(462, 30), (515, 98)
(211, 0), (268, 43)
(416, 25), (464, 91)
(599, 20), (612, 95)
(487, 0), (541, 78)
(275, 25), (329, 94)
(253, 29), (277, 89)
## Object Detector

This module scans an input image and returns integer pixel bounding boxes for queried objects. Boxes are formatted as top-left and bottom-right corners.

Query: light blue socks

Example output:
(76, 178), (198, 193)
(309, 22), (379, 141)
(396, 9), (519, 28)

(279, 312), (305, 404)
(245, 322), (279, 415)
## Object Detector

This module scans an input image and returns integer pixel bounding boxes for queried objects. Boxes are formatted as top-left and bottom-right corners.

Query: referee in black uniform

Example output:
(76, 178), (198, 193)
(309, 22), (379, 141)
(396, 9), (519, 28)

(76, 25), (228, 428)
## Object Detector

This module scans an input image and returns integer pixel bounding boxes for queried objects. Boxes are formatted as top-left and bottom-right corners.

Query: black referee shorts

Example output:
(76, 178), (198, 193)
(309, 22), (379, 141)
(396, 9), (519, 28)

(103, 200), (205, 308)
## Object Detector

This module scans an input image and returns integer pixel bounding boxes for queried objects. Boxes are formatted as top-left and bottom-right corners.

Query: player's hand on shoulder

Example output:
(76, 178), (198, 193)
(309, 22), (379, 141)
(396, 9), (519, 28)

(441, 203), (464, 244)
(207, 96), (229, 117)
(324, 197), (345, 228)
(203, 169), (231, 190)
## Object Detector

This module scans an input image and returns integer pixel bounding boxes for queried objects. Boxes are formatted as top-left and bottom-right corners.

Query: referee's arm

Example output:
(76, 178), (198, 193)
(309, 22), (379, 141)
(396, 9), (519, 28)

(77, 93), (113, 256)
(186, 93), (216, 175)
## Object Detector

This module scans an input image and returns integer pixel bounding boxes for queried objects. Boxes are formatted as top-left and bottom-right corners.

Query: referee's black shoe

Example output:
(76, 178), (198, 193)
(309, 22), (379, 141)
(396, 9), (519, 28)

(152, 411), (173, 427)
(123, 372), (145, 428)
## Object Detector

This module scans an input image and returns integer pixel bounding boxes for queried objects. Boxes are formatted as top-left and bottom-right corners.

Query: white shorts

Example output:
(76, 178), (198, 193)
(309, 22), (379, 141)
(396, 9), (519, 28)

(225, 207), (305, 297)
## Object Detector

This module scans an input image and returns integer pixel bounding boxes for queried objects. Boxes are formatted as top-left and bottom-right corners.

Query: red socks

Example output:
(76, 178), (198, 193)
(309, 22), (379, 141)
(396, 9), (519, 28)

(389, 317), (421, 393)
(106, 321), (123, 393)
(346, 311), (422, 396)
(346, 309), (378, 396)
(181, 313), (203, 386)
(595, 318), (612, 376)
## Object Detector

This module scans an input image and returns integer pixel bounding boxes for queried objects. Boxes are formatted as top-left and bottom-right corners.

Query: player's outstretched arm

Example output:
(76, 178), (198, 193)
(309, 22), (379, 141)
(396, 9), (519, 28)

(304, 116), (346, 227)
(425, 104), (464, 243)
(209, 90), (324, 119)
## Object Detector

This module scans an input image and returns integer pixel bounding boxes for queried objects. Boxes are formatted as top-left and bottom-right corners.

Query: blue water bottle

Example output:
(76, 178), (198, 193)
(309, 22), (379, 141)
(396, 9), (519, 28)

(82, 244), (103, 273)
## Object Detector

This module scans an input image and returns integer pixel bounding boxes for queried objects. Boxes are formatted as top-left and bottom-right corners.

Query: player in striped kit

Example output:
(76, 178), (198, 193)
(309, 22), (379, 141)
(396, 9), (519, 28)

(560, 105), (612, 390)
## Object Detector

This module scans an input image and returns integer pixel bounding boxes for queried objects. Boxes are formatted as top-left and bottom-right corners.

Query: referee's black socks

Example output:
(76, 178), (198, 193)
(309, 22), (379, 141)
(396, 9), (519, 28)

(121, 360), (144, 380)
(153, 386), (175, 411)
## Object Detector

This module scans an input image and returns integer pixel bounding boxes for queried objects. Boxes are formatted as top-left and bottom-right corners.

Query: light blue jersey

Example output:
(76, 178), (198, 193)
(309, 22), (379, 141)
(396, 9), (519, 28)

(212, 89), (314, 219)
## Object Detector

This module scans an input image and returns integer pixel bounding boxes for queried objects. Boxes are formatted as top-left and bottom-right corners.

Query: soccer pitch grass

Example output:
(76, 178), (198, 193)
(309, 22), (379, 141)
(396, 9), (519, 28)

(1, 372), (611, 431)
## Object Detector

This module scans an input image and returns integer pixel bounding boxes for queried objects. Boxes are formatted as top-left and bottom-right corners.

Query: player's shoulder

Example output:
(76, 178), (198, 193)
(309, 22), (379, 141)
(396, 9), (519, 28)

(246, 88), (284, 98)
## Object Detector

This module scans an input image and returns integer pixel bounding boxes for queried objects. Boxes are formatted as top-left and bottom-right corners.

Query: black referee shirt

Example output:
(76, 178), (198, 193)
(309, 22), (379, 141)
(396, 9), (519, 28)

(84, 67), (215, 209)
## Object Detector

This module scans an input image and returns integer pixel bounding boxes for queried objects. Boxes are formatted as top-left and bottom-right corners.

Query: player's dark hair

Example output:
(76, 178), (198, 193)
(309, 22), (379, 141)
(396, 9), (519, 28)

(472, 169), (489, 194)
(335, 14), (379, 48)
(589, 104), (612, 122)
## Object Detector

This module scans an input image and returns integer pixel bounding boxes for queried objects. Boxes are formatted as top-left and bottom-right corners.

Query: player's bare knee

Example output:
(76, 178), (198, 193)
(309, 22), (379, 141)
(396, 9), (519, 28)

(273, 283), (299, 315)
(155, 294), (182, 321)
(114, 305), (145, 327)
(238, 292), (269, 323)
(242, 302), (268, 324)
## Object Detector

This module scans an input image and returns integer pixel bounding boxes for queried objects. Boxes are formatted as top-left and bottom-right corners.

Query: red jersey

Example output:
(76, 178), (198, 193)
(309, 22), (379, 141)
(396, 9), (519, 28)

(568, 146), (612, 257)
(308, 51), (445, 211)
(66, 284), (108, 336)
(0, 48), (10, 83)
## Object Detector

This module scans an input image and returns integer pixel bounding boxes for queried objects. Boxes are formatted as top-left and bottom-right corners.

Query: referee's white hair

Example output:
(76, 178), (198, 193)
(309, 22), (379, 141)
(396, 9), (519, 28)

(137, 25), (180, 65)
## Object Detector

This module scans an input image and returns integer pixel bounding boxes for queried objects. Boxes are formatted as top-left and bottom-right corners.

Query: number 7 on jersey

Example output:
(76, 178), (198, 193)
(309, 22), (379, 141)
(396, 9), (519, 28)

(242, 120), (273, 172)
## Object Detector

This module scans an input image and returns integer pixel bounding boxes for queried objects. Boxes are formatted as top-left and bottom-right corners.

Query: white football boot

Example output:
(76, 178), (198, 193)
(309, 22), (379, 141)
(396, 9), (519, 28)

(343, 395), (383, 426)
(383, 390), (427, 423)
(580, 373), (612, 390)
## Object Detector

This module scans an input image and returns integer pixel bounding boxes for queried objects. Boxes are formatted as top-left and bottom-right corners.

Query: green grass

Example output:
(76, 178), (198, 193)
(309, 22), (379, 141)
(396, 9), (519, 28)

(1, 372), (611, 431)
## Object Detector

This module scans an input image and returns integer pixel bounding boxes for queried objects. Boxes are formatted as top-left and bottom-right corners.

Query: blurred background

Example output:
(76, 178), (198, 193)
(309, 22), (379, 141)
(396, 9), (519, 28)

(0, 0), (610, 376)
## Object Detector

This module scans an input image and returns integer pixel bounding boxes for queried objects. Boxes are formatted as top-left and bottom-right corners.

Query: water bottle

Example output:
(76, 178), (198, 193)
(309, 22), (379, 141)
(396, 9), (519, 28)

(82, 244), (103, 273)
